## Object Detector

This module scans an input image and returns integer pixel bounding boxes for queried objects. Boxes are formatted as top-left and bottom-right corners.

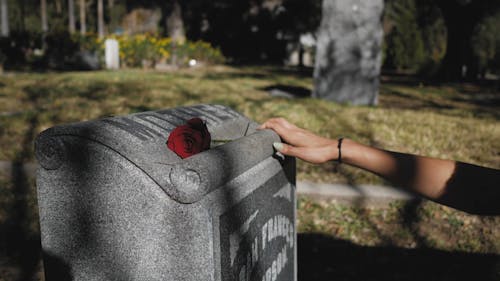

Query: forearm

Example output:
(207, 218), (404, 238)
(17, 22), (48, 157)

(338, 139), (500, 215)
(341, 139), (453, 198)
(261, 118), (499, 215)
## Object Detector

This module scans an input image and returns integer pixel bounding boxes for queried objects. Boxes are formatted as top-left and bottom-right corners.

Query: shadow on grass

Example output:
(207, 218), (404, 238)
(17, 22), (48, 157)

(202, 71), (269, 80)
(379, 86), (500, 120)
(0, 85), (42, 281)
(267, 66), (314, 78)
(298, 233), (500, 281)
(261, 84), (311, 99)
(22, 79), (146, 103)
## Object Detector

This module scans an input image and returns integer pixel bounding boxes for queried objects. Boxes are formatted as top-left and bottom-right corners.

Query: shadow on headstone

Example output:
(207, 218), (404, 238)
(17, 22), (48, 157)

(43, 251), (72, 281)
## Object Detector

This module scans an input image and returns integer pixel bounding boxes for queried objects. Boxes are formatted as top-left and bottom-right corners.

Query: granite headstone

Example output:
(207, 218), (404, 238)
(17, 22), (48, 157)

(313, 0), (384, 105)
(35, 104), (296, 281)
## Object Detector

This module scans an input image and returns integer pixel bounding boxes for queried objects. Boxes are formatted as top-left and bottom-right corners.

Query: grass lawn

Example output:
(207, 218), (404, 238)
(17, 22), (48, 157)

(0, 66), (498, 184)
(0, 66), (499, 280)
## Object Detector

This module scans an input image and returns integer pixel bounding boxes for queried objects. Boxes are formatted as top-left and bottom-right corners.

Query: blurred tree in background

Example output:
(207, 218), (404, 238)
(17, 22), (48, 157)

(472, 10), (500, 78)
(435, 0), (499, 81)
(384, 0), (426, 71)
(383, 0), (448, 76)
(0, 0), (498, 80)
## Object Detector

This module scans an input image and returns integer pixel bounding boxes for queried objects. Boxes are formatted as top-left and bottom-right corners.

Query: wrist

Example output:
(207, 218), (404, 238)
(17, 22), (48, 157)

(337, 138), (345, 163)
(335, 138), (355, 164)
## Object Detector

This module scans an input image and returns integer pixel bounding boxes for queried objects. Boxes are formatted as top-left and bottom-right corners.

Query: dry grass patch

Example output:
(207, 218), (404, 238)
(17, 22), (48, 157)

(0, 66), (498, 184)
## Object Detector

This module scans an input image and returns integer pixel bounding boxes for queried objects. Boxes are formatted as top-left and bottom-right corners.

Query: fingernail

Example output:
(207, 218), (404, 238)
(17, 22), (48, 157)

(273, 142), (284, 151)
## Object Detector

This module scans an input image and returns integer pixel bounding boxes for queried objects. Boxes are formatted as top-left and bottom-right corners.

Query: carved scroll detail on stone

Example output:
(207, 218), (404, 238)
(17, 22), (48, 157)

(169, 167), (203, 196)
(35, 137), (66, 170)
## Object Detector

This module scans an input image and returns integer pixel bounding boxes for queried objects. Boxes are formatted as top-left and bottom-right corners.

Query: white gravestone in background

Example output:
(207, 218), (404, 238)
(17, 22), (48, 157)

(105, 39), (120, 70)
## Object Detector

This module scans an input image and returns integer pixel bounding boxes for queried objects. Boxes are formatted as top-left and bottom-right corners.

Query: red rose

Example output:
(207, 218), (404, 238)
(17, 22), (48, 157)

(167, 118), (211, 159)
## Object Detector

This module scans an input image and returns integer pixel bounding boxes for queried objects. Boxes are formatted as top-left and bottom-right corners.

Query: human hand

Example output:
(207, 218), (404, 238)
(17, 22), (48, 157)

(259, 118), (338, 164)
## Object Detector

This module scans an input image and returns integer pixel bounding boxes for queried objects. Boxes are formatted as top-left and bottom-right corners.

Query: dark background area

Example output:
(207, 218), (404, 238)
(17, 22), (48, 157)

(0, 0), (499, 81)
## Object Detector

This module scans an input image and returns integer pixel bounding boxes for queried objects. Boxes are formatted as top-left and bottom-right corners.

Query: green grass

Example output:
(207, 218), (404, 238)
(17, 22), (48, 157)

(297, 196), (500, 253)
(0, 66), (498, 185)
(0, 66), (499, 280)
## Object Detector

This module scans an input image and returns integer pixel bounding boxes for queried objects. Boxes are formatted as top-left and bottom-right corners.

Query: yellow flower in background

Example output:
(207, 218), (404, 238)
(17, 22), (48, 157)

(74, 33), (224, 68)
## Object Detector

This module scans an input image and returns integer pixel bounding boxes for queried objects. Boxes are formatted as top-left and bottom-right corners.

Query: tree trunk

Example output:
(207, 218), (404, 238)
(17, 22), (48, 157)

(79, 0), (86, 34)
(108, 0), (115, 33)
(0, 0), (8, 36)
(68, 0), (75, 33)
(19, 0), (25, 31)
(56, 0), (62, 14)
(165, 0), (185, 42)
(436, 1), (478, 81)
(97, 0), (104, 38)
(41, 0), (48, 32)
(439, 10), (477, 81)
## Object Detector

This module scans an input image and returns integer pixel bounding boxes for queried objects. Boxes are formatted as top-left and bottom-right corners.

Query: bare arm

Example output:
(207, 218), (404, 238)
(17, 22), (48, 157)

(260, 118), (500, 215)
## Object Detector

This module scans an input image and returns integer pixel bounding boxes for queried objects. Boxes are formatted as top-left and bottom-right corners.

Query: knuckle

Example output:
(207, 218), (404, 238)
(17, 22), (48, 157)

(276, 117), (287, 124)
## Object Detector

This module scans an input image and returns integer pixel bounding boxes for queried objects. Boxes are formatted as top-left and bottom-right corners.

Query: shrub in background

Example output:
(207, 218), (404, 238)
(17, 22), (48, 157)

(106, 34), (225, 68)
(0, 31), (44, 70)
(0, 32), (224, 70)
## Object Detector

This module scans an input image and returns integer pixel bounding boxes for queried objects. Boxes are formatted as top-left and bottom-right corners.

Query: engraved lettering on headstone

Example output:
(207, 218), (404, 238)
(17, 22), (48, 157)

(252, 236), (259, 266)
(273, 184), (292, 202)
(174, 107), (221, 126)
(187, 107), (221, 124)
(134, 113), (176, 132)
(230, 210), (259, 266)
(213, 104), (241, 118)
(102, 117), (163, 141)
(153, 111), (185, 126)
(219, 171), (295, 281)
(197, 104), (239, 120)
(268, 217), (274, 242)
(261, 244), (289, 281)
(231, 216), (293, 281)
(155, 109), (190, 123)
(262, 223), (267, 251)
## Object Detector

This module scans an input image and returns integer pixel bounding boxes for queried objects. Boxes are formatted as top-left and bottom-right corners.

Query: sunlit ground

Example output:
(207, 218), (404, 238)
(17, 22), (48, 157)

(0, 66), (499, 280)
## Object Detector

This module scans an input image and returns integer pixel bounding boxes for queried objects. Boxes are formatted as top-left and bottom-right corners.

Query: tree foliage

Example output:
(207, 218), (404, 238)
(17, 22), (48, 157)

(472, 11), (500, 76)
(0, 0), (499, 74)
(383, 0), (448, 73)
(384, 0), (425, 71)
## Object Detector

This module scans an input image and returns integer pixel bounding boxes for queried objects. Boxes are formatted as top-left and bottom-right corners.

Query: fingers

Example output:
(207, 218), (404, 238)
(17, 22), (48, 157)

(259, 117), (297, 134)
(273, 142), (334, 164)
(260, 117), (335, 148)
(259, 118), (311, 147)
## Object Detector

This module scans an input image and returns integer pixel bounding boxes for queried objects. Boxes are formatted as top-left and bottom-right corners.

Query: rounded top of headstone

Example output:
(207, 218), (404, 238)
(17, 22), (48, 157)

(34, 104), (281, 204)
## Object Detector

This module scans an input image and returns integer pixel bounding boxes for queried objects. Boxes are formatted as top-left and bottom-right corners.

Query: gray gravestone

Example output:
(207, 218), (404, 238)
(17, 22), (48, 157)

(313, 0), (384, 105)
(35, 104), (296, 281)
(105, 39), (120, 70)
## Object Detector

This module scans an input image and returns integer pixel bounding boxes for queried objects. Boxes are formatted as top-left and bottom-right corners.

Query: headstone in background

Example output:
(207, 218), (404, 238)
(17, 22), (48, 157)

(105, 39), (120, 70)
(286, 34), (316, 67)
(35, 104), (296, 281)
(313, 0), (384, 105)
